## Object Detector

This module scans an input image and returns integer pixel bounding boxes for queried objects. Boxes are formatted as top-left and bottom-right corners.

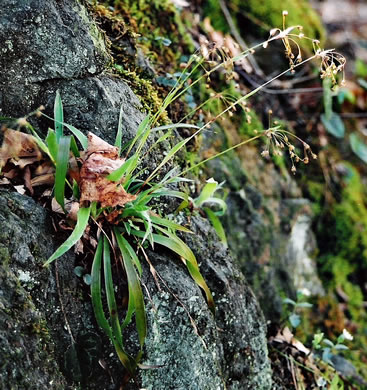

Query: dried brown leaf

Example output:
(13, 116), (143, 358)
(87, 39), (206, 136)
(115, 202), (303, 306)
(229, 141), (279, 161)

(68, 202), (80, 222)
(80, 175), (136, 208)
(31, 173), (55, 186)
(86, 132), (119, 159)
(79, 136), (136, 208)
(0, 129), (42, 168)
(23, 165), (33, 195)
(3, 168), (17, 179)
(34, 162), (55, 176)
(273, 326), (310, 355)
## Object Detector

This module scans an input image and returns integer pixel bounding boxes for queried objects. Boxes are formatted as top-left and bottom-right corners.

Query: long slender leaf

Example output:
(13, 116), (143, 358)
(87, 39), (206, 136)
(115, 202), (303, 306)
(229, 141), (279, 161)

(131, 228), (215, 314)
(150, 189), (189, 202)
(126, 114), (151, 156)
(91, 237), (112, 337)
(63, 123), (88, 150)
(150, 214), (192, 233)
(114, 229), (147, 347)
(150, 123), (200, 132)
(70, 135), (80, 158)
(185, 260), (215, 314)
(115, 104), (124, 153)
(44, 206), (91, 266)
(107, 155), (138, 182)
(203, 208), (227, 247)
(146, 138), (187, 181)
(45, 129), (58, 161)
(200, 197), (227, 216)
(121, 284), (136, 330)
(154, 229), (215, 314)
(103, 236), (123, 348)
(54, 136), (71, 210)
(26, 124), (53, 160)
(40, 112), (88, 150)
(54, 90), (64, 142)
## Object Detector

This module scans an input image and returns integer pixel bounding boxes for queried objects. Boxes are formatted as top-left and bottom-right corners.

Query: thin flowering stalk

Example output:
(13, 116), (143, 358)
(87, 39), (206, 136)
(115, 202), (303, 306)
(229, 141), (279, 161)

(143, 52), (324, 187)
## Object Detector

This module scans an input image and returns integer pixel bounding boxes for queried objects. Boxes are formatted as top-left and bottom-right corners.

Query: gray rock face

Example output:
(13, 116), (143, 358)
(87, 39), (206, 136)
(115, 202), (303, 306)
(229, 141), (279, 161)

(138, 216), (272, 390)
(0, 0), (274, 389)
(0, 0), (144, 144)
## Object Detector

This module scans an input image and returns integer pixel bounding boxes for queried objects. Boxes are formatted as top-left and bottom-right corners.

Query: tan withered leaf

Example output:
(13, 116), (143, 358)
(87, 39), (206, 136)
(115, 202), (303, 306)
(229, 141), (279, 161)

(86, 132), (119, 159)
(79, 133), (136, 208)
(0, 128), (42, 168)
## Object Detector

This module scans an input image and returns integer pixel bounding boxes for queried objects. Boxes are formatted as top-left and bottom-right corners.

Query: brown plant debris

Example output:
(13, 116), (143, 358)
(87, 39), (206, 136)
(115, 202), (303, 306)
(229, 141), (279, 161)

(79, 133), (136, 208)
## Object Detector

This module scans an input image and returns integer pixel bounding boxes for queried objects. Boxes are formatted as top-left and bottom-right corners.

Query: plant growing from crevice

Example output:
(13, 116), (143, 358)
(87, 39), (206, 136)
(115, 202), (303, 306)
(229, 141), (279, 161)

(0, 11), (346, 383)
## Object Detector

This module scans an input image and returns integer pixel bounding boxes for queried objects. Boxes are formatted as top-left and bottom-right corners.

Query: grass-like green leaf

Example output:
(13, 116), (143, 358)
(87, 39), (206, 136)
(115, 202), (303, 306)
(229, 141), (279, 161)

(103, 236), (123, 347)
(200, 197), (227, 216)
(44, 206), (91, 266)
(121, 284), (136, 330)
(54, 136), (71, 210)
(45, 129), (58, 161)
(70, 135), (80, 158)
(114, 229), (147, 347)
(91, 237), (112, 337)
(150, 214), (192, 233)
(63, 123), (88, 150)
(150, 123), (200, 132)
(107, 155), (138, 182)
(92, 235), (135, 374)
(145, 138), (187, 182)
(115, 104), (124, 154)
(151, 189), (189, 202)
(72, 179), (80, 200)
(132, 228), (215, 314)
(126, 114), (151, 156)
(26, 124), (53, 160)
(203, 207), (227, 247)
(54, 90), (64, 142)
(40, 112), (88, 150)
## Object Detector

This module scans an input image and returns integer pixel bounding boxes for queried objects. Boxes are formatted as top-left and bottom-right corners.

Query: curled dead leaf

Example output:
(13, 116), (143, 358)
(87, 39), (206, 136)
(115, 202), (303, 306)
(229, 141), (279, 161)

(0, 128), (42, 168)
(273, 326), (310, 355)
(80, 175), (136, 208)
(79, 132), (136, 208)
(86, 132), (119, 159)
(31, 173), (55, 187)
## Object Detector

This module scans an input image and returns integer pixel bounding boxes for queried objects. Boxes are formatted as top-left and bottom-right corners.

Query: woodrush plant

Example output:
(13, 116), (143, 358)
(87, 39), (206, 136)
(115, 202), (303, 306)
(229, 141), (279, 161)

(0, 11), (346, 381)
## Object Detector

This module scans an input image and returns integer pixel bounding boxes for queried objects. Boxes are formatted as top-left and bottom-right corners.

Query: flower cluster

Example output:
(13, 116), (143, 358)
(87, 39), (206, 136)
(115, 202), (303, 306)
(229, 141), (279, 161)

(260, 112), (317, 174)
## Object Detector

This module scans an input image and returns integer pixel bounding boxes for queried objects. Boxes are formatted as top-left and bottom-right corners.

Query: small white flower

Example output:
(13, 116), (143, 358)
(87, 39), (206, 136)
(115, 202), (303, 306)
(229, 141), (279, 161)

(343, 328), (353, 341)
